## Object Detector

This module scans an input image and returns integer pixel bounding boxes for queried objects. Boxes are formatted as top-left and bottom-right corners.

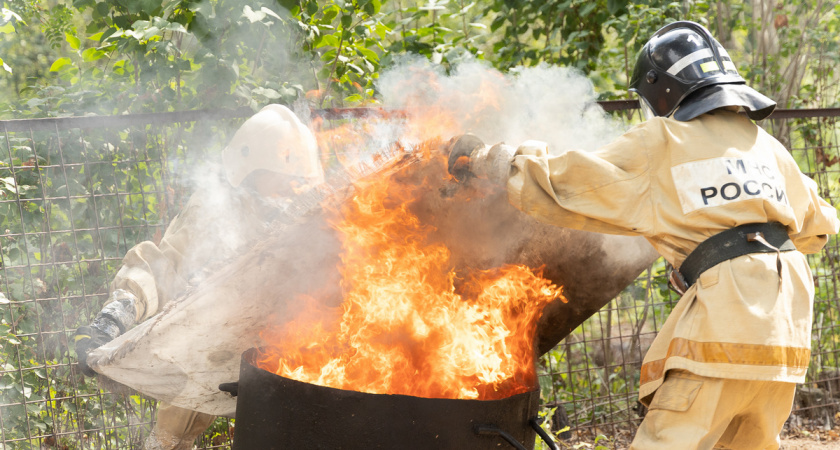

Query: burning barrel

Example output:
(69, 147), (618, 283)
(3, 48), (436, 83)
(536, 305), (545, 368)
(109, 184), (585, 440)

(230, 348), (555, 450)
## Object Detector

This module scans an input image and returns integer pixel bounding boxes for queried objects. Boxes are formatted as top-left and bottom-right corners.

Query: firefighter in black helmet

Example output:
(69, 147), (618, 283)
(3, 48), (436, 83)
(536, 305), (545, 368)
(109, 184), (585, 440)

(629, 20), (776, 122)
(448, 20), (838, 448)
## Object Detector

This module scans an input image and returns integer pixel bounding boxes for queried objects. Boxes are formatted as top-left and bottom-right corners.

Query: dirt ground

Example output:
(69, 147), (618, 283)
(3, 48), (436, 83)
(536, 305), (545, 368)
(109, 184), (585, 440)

(558, 425), (840, 449)
(559, 437), (840, 449)
(778, 415), (840, 449)
(780, 427), (840, 449)
(781, 437), (840, 449)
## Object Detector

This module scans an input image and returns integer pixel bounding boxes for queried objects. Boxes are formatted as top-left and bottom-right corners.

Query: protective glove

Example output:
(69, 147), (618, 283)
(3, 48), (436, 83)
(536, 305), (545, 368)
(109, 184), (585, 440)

(447, 134), (515, 184)
(74, 289), (138, 377)
(74, 325), (115, 376)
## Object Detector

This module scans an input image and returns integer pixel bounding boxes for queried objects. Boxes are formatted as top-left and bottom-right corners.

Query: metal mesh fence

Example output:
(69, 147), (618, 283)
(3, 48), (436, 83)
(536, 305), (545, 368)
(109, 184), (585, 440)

(0, 112), (247, 449)
(0, 105), (837, 449)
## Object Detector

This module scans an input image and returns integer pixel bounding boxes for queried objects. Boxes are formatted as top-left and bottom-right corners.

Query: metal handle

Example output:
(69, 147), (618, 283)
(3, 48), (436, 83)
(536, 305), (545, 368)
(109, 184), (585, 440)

(475, 425), (528, 450)
(218, 382), (239, 397)
(529, 417), (559, 450)
(474, 417), (560, 450)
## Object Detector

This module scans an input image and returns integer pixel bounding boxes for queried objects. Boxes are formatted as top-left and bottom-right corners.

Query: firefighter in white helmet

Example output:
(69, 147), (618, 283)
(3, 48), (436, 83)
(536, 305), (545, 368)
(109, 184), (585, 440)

(449, 21), (839, 449)
(74, 104), (324, 450)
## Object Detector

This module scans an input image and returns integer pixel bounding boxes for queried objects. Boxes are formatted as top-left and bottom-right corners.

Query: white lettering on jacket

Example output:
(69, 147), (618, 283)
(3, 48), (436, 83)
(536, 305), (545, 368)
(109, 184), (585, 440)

(671, 156), (789, 214)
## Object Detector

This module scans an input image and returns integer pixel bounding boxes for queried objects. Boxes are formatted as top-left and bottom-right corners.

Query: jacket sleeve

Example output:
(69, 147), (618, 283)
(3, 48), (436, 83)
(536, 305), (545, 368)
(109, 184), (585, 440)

(507, 123), (656, 236)
(786, 171), (839, 254)
(109, 196), (205, 322)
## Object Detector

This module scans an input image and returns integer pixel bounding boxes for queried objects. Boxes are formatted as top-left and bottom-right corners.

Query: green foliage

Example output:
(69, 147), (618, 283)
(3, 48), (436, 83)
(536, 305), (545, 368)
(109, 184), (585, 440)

(486, 0), (615, 72)
(2, 0), (840, 114)
(0, 0), (395, 116)
(0, 5), (25, 73)
(294, 0), (388, 106)
(382, 0), (488, 70)
(0, 1), (839, 448)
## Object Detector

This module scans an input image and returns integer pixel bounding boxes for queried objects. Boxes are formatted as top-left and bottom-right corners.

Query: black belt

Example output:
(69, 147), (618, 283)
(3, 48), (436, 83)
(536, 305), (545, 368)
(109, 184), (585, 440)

(669, 222), (795, 294)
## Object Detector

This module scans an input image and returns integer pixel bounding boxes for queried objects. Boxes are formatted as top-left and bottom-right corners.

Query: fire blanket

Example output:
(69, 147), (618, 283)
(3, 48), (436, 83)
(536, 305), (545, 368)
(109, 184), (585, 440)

(506, 109), (840, 403)
(87, 148), (660, 417)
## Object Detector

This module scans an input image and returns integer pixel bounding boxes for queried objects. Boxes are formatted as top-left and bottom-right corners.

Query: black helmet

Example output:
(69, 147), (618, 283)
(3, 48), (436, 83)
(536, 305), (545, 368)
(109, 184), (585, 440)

(629, 21), (775, 121)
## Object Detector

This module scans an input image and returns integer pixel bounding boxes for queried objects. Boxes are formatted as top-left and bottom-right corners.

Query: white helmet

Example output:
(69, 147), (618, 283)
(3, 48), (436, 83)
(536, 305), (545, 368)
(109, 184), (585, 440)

(222, 104), (324, 187)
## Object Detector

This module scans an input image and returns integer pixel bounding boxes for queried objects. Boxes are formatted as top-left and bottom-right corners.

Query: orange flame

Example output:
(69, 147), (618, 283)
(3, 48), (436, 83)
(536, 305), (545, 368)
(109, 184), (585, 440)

(257, 144), (564, 400)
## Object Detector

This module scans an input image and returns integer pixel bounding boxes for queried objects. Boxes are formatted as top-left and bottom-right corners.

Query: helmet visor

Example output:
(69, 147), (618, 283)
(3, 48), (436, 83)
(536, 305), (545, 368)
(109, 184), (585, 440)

(637, 95), (657, 120)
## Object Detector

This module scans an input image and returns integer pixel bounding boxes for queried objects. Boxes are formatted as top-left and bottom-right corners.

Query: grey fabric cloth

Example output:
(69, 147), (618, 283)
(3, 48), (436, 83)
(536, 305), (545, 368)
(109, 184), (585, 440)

(470, 143), (515, 184)
(96, 289), (138, 336)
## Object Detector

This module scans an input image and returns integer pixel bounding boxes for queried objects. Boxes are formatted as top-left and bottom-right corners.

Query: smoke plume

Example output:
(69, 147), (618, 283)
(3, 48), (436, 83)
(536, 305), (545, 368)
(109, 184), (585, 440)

(376, 56), (624, 153)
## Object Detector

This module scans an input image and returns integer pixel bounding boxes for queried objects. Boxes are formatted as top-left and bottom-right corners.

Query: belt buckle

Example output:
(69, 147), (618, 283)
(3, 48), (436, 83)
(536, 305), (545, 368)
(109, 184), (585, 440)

(668, 267), (688, 296)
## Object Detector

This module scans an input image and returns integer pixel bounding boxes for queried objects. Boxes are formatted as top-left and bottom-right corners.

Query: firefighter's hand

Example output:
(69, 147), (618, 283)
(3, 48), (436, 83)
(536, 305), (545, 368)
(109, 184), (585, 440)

(74, 325), (114, 376)
(98, 289), (139, 332)
(447, 134), (486, 181)
(74, 289), (139, 377)
(447, 134), (515, 183)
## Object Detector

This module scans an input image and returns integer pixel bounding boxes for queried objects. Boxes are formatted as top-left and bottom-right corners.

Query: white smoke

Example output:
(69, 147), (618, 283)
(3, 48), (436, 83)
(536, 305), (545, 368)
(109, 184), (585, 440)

(376, 56), (625, 154)
(375, 57), (657, 270)
(161, 45), (644, 316)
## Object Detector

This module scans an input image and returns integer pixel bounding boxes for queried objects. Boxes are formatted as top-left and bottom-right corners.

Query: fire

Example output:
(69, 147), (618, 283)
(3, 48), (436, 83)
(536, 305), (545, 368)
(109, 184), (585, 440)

(257, 142), (564, 400)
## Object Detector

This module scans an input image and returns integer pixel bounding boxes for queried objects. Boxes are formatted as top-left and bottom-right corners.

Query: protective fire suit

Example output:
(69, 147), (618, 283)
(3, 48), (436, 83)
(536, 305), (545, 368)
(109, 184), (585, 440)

(109, 178), (279, 449)
(503, 109), (839, 448)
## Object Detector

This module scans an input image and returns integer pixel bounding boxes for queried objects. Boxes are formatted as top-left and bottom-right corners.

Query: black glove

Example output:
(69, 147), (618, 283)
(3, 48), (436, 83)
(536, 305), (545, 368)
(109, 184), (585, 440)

(447, 134), (486, 181)
(74, 289), (138, 377)
(74, 323), (116, 376)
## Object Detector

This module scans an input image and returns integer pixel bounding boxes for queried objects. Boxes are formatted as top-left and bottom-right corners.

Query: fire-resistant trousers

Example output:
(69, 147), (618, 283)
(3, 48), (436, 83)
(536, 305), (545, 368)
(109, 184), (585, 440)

(629, 369), (796, 450)
(143, 402), (216, 450)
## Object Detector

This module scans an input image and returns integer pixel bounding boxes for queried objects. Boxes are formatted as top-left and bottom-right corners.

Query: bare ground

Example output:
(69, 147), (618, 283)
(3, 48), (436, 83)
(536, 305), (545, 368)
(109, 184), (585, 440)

(554, 437), (840, 449)
(780, 427), (840, 449)
(781, 437), (840, 449)
(553, 425), (840, 449)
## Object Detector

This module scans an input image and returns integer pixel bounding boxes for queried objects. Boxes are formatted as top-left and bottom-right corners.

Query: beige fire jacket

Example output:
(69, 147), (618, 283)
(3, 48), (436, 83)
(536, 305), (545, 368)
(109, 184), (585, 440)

(111, 179), (272, 322)
(507, 109), (839, 403)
